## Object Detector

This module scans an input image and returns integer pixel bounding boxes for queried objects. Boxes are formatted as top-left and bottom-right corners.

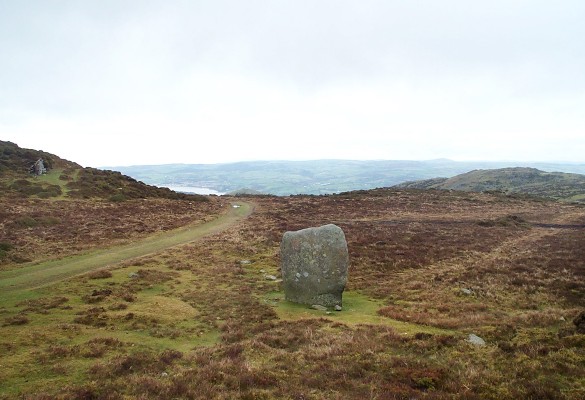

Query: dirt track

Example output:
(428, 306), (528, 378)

(0, 201), (253, 298)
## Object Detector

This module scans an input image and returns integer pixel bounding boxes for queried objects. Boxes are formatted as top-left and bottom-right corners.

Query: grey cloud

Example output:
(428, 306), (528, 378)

(1, 0), (584, 114)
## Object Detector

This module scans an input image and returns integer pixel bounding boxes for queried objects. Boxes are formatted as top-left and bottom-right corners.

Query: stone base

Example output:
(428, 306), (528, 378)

(285, 292), (342, 308)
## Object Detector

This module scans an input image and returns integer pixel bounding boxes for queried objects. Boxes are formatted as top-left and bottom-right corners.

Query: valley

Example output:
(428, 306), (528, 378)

(111, 159), (585, 196)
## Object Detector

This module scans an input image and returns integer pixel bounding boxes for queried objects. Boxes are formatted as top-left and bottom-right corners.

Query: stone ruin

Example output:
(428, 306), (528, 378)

(280, 224), (349, 308)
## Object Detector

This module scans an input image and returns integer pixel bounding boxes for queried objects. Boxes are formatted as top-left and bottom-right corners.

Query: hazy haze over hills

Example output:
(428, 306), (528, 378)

(112, 160), (585, 196)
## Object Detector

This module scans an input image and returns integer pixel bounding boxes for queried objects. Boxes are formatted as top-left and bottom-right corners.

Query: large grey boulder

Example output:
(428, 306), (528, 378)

(280, 224), (349, 307)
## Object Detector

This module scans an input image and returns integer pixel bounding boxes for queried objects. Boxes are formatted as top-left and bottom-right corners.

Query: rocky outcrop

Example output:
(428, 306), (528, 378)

(30, 158), (46, 176)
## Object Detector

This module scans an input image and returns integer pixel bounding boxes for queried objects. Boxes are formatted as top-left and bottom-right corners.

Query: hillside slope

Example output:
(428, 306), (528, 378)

(395, 167), (585, 202)
(0, 141), (205, 201)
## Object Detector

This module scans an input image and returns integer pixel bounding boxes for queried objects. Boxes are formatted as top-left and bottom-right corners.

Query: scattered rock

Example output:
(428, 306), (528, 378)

(281, 224), (349, 307)
(311, 304), (328, 311)
(335, 305), (342, 311)
(264, 274), (277, 281)
(161, 372), (168, 377)
(128, 272), (139, 279)
(460, 288), (473, 295)
(573, 311), (585, 333)
(259, 269), (266, 273)
(240, 260), (252, 265)
(467, 334), (486, 346)
(560, 316), (566, 322)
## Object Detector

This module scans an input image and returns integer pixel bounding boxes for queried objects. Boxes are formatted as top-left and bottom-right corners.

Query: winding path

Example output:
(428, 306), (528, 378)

(0, 201), (253, 298)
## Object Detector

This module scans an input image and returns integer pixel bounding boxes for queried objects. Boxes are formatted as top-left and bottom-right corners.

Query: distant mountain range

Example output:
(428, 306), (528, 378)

(110, 160), (585, 197)
(395, 167), (585, 203)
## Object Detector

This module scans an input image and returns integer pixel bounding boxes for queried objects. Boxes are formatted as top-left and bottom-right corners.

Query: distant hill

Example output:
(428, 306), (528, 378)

(394, 167), (585, 202)
(110, 160), (585, 196)
(0, 141), (206, 202)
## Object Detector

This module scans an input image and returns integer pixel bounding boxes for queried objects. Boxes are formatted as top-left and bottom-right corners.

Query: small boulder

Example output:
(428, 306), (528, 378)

(264, 274), (277, 281)
(467, 334), (486, 346)
(311, 304), (328, 311)
(334, 305), (342, 311)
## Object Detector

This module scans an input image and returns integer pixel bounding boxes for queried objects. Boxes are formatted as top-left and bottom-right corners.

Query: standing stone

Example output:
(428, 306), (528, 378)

(280, 224), (349, 307)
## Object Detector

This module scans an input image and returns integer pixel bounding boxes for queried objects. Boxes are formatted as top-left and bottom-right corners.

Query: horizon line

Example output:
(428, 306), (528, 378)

(101, 158), (585, 169)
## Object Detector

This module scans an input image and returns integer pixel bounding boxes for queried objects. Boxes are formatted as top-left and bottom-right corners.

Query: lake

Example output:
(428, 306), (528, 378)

(162, 185), (225, 195)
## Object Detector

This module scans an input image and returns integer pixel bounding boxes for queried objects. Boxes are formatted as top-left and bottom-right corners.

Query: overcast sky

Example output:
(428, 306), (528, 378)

(1, 1), (584, 167)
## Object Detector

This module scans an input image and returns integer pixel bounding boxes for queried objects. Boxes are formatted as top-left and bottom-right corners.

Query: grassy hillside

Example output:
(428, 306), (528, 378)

(111, 160), (585, 196)
(1, 188), (584, 398)
(395, 167), (585, 203)
(0, 140), (80, 173)
(0, 141), (216, 266)
(0, 141), (206, 202)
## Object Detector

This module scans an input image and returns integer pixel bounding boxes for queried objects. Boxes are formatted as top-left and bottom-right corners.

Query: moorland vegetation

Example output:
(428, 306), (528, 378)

(396, 167), (585, 203)
(0, 142), (584, 399)
(0, 141), (206, 202)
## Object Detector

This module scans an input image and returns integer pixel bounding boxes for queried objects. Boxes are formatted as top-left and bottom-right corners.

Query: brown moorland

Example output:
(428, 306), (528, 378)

(0, 188), (584, 399)
(0, 197), (224, 266)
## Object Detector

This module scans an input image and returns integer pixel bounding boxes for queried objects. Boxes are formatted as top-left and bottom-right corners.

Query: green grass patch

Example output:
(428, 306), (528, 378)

(36, 168), (65, 185)
(0, 261), (221, 397)
(7, 169), (67, 198)
(266, 290), (455, 336)
(36, 168), (73, 199)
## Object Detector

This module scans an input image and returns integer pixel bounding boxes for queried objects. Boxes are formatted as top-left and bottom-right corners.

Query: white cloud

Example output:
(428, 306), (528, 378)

(1, 1), (584, 165)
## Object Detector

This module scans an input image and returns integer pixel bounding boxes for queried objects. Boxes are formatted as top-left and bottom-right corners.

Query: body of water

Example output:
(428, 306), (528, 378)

(162, 186), (225, 195)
